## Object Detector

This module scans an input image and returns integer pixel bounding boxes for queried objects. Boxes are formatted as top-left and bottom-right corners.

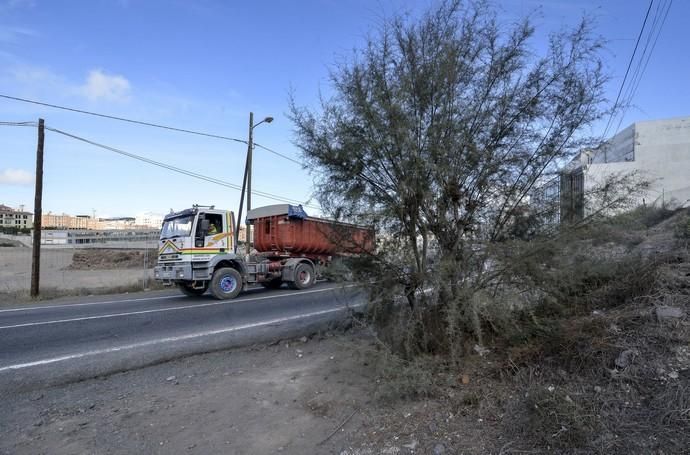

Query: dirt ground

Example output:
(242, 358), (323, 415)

(0, 247), (154, 297)
(0, 329), (501, 455)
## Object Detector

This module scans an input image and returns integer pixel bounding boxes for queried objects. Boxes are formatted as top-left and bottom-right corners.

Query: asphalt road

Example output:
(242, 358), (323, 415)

(0, 282), (365, 393)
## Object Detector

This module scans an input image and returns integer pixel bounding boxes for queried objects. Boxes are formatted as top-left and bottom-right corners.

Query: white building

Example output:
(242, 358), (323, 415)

(0, 204), (33, 229)
(585, 116), (690, 208)
(135, 212), (164, 229)
(543, 116), (690, 223)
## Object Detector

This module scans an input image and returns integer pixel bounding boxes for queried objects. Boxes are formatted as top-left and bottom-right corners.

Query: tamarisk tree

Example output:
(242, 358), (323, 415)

(291, 1), (609, 352)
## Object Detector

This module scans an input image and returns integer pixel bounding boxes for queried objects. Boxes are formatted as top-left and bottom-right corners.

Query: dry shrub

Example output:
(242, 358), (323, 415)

(508, 378), (600, 450)
(372, 350), (444, 402)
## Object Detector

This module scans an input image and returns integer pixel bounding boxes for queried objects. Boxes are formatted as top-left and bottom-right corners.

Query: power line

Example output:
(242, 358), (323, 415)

(601, 0), (654, 140)
(0, 120), (38, 127)
(45, 126), (319, 210)
(614, 0), (672, 134)
(0, 94), (247, 143)
(0, 93), (303, 165)
(254, 142), (304, 166)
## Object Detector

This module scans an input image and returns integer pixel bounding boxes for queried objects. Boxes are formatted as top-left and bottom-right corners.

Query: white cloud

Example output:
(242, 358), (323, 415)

(79, 69), (131, 102)
(8, 65), (57, 84)
(0, 168), (33, 186)
(0, 25), (38, 43)
(0, 0), (35, 12)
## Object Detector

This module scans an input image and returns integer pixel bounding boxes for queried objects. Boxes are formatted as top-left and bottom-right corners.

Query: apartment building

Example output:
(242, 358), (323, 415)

(0, 204), (33, 229)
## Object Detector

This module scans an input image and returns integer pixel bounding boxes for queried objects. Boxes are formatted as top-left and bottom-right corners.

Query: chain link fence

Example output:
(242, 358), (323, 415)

(0, 230), (161, 301)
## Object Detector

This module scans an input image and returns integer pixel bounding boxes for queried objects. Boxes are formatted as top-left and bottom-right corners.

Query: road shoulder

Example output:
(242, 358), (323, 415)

(1, 329), (375, 455)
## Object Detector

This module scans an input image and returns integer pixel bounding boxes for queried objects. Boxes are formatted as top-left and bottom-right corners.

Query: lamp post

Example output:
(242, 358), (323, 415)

(244, 112), (273, 255)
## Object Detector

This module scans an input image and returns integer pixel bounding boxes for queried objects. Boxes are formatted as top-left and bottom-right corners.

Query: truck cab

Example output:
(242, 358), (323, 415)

(154, 205), (248, 299)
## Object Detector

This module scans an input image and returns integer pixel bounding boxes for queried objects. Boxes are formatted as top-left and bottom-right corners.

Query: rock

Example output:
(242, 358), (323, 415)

(473, 344), (490, 356)
(594, 386), (602, 393)
(669, 371), (679, 379)
(403, 440), (418, 450)
(433, 443), (446, 455)
(608, 323), (621, 334)
(615, 349), (638, 369)
(656, 306), (686, 322)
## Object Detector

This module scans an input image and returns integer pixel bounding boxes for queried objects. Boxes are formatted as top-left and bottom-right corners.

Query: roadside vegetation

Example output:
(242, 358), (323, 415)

(291, 0), (689, 452)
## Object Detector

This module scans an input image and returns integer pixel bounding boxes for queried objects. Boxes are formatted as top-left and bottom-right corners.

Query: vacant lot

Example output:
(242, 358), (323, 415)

(0, 247), (154, 298)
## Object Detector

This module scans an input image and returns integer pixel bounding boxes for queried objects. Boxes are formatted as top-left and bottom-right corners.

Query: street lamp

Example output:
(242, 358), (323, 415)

(237, 112), (273, 255)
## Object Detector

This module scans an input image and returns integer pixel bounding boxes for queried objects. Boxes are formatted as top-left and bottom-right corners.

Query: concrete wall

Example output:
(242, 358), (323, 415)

(584, 116), (690, 208)
(634, 117), (690, 206)
(592, 123), (635, 164)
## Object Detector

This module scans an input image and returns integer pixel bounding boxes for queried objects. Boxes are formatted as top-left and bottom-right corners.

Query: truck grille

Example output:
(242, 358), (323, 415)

(159, 253), (182, 262)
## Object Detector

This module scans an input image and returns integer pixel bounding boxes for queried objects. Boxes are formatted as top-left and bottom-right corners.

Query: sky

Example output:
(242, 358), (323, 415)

(0, 0), (687, 218)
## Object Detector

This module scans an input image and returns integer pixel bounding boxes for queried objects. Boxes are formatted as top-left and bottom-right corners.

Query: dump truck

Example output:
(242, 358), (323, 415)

(153, 204), (373, 299)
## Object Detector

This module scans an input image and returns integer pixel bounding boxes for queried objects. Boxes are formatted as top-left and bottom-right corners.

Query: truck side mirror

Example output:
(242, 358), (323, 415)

(199, 219), (210, 236)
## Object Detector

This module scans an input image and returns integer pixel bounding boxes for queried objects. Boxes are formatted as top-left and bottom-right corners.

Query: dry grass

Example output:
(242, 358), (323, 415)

(0, 281), (167, 304)
(361, 207), (690, 452)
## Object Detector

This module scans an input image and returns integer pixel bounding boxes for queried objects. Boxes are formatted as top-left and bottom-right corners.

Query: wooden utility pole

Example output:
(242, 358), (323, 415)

(30, 118), (45, 297)
(234, 149), (250, 254)
(245, 112), (254, 255)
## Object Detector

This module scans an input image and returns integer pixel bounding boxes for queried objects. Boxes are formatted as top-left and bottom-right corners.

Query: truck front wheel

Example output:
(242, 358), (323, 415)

(288, 263), (315, 290)
(210, 267), (243, 300)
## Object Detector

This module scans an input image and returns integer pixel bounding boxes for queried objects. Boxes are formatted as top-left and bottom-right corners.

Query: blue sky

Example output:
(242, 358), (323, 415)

(0, 0), (687, 218)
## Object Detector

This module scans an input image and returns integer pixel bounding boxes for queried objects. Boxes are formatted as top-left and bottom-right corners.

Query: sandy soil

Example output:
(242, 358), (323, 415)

(0, 247), (153, 294)
(0, 328), (502, 455)
(1, 331), (375, 455)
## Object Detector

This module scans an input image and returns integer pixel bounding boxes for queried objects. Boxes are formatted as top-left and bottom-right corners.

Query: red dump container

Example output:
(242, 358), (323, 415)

(247, 205), (373, 256)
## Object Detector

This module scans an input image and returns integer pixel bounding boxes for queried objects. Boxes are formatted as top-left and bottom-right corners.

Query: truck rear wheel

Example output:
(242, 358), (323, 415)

(210, 267), (243, 300)
(288, 263), (315, 290)
(178, 282), (208, 297)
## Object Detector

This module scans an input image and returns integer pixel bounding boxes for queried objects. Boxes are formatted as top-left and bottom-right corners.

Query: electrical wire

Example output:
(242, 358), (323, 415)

(0, 121), (38, 127)
(253, 142), (304, 166)
(0, 94), (247, 143)
(613, 0), (672, 134)
(601, 0), (654, 141)
(44, 126), (319, 209)
(0, 93), (303, 165)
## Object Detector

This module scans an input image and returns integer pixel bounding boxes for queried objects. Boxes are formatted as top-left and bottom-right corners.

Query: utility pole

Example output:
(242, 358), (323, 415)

(246, 112), (254, 255)
(234, 149), (250, 254)
(236, 112), (272, 255)
(30, 118), (45, 298)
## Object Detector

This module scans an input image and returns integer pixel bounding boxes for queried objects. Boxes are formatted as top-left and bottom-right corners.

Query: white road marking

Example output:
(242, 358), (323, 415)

(0, 285), (357, 330)
(0, 304), (362, 372)
(0, 294), (186, 313)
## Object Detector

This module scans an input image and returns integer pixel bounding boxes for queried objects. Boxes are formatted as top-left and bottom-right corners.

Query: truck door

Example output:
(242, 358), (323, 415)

(203, 213), (228, 250)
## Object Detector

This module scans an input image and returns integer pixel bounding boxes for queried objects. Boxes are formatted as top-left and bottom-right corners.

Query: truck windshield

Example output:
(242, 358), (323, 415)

(161, 215), (194, 239)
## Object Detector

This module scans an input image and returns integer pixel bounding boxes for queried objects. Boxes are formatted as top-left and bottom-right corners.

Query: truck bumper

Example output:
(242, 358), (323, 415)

(154, 263), (193, 281)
